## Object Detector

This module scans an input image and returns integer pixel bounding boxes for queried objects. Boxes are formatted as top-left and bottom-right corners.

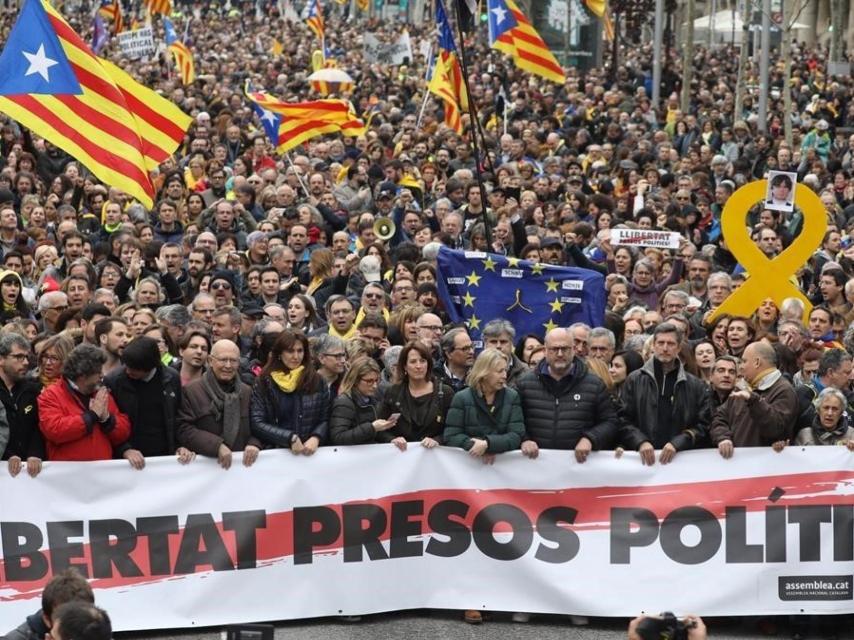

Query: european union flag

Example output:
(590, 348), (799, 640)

(436, 247), (605, 343)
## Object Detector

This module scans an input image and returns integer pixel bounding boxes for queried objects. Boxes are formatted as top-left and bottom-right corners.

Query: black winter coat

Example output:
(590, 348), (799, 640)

(379, 380), (454, 442)
(329, 392), (381, 445)
(250, 376), (331, 447)
(516, 360), (618, 450)
(0, 378), (44, 461)
(104, 365), (182, 455)
(618, 358), (710, 451)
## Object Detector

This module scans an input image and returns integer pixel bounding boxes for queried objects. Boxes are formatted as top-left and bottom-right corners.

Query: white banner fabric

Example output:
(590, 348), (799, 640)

(1, 446), (853, 631)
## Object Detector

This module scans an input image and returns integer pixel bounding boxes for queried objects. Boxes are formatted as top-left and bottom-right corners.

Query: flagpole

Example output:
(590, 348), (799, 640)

(415, 43), (434, 129)
(285, 152), (312, 199)
(415, 90), (431, 130)
(451, 2), (492, 246)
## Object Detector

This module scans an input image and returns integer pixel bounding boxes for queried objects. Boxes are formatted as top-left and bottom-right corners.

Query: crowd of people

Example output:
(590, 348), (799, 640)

(0, 0), (853, 632)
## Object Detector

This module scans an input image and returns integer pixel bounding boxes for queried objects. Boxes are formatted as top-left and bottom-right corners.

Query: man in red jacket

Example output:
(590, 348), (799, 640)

(38, 344), (130, 461)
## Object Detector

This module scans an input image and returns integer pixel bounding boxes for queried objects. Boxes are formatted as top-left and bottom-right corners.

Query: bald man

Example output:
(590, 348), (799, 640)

(415, 313), (444, 356)
(710, 341), (799, 458)
(516, 328), (617, 462)
(177, 340), (261, 469)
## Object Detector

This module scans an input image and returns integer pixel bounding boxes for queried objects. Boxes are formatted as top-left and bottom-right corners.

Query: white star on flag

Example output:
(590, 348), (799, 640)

(261, 109), (278, 126)
(491, 5), (508, 24)
(23, 44), (58, 82)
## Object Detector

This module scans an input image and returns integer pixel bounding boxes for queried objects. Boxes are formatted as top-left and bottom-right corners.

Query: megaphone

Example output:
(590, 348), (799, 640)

(374, 217), (396, 241)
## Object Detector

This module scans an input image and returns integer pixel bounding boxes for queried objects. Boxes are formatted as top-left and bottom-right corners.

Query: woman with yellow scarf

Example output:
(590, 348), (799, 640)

(249, 330), (331, 456)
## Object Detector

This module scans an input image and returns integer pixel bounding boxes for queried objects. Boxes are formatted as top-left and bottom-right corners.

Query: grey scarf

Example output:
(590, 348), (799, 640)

(202, 369), (241, 447)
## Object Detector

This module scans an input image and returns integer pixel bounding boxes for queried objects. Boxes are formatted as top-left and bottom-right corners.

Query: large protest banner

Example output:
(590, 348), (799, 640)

(1, 446), (853, 631)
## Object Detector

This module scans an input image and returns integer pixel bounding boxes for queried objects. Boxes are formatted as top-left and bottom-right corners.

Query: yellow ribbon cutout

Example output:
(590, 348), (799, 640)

(708, 179), (827, 326)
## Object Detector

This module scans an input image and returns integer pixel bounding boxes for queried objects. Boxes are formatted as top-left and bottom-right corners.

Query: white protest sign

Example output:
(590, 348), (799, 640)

(363, 31), (413, 65)
(611, 228), (682, 249)
(117, 27), (156, 60)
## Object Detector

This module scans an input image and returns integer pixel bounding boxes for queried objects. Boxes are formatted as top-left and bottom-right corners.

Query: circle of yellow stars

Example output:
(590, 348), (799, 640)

(448, 255), (571, 333)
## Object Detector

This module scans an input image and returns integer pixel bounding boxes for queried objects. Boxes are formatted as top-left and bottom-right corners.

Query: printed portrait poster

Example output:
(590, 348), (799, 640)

(765, 170), (797, 212)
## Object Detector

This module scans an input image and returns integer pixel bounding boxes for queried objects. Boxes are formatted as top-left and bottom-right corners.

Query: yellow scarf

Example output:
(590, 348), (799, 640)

(271, 367), (304, 393)
(329, 324), (356, 341)
(749, 367), (776, 390)
(306, 276), (324, 296)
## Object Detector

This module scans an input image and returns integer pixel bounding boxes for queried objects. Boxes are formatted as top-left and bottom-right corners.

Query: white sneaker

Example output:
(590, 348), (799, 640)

(570, 615), (589, 626)
(512, 612), (531, 623)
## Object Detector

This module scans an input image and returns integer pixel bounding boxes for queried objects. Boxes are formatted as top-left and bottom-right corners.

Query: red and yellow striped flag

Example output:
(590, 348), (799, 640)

(275, 115), (364, 153)
(245, 85), (365, 153)
(246, 88), (356, 124)
(0, 0), (191, 207)
(98, 0), (123, 34)
(144, 0), (172, 16)
(487, 0), (565, 84)
(428, 54), (462, 134)
(168, 41), (195, 85)
(100, 59), (192, 171)
(306, 0), (324, 41)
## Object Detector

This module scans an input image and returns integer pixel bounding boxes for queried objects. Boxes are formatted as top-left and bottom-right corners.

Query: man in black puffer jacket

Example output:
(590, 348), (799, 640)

(617, 322), (710, 465)
(516, 328), (618, 461)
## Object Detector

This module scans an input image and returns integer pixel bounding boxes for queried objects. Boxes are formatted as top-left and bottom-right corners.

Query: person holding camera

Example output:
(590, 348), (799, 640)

(628, 613), (706, 640)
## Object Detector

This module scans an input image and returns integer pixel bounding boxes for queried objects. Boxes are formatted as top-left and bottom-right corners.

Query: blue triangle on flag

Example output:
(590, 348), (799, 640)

(487, 0), (519, 44)
(0, 0), (82, 96)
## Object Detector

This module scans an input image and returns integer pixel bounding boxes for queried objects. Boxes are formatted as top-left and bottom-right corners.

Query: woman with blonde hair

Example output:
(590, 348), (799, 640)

(35, 333), (74, 388)
(443, 347), (526, 625)
(304, 247), (334, 297)
(329, 357), (395, 445)
(585, 357), (615, 394)
(444, 348), (525, 461)
(388, 303), (425, 346)
(33, 245), (59, 280)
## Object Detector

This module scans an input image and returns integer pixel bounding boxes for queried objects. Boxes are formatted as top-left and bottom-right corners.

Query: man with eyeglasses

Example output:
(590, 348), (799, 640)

(314, 333), (347, 396)
(200, 163), (228, 208)
(415, 313), (443, 358)
(358, 282), (388, 321)
(0, 333), (43, 478)
(482, 319), (528, 388)
(437, 327), (474, 392)
(209, 272), (236, 309)
(321, 295), (357, 341)
(391, 277), (416, 308)
(178, 339), (261, 470)
(516, 328), (617, 464)
(37, 291), (69, 334)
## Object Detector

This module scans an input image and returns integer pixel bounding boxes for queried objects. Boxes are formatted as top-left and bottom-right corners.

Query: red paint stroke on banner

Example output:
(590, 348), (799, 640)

(2, 470), (852, 601)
